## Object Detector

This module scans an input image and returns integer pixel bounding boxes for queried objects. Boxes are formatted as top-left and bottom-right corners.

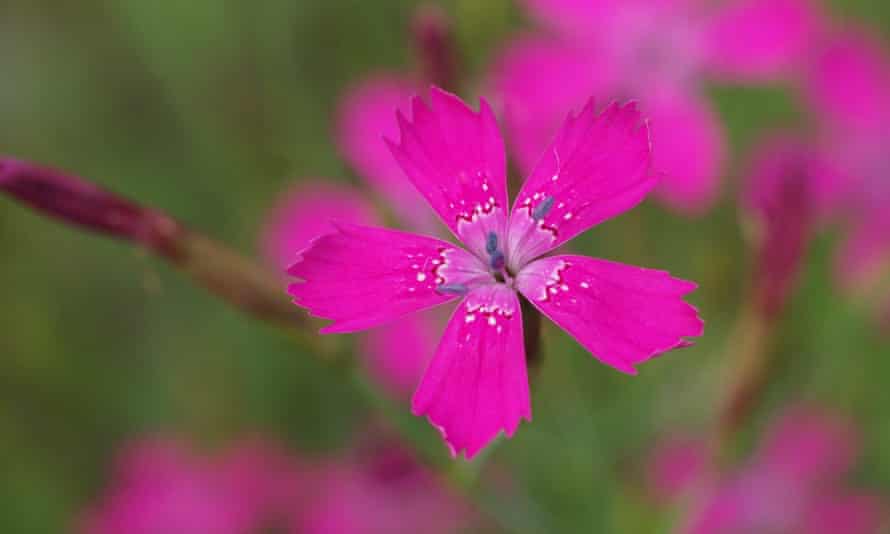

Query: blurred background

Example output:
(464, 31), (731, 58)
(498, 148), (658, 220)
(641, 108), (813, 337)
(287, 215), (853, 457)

(2, 0), (890, 532)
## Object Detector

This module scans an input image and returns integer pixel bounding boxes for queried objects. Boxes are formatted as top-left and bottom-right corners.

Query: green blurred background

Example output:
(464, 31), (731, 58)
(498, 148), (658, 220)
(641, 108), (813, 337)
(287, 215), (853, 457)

(2, 0), (889, 532)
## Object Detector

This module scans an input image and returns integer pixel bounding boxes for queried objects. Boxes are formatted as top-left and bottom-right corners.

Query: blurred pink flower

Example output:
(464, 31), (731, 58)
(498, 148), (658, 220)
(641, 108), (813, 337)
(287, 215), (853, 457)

(647, 436), (709, 502)
(335, 75), (440, 232)
(299, 440), (471, 534)
(490, 0), (824, 215)
(799, 27), (890, 317)
(289, 86), (703, 458)
(260, 178), (439, 400)
(80, 438), (301, 534)
(804, 29), (890, 133)
(739, 134), (844, 316)
(261, 182), (379, 271)
(262, 77), (447, 399)
(668, 406), (886, 534)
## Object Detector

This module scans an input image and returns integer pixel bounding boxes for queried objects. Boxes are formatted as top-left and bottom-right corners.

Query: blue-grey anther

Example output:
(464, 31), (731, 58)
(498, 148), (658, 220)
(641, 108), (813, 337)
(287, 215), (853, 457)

(436, 283), (469, 296)
(532, 195), (555, 220)
(489, 250), (506, 271)
(485, 232), (499, 255)
(485, 231), (506, 270)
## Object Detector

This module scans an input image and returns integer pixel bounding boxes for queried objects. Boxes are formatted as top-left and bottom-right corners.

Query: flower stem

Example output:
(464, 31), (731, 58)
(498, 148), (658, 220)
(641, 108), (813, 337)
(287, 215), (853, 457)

(712, 300), (775, 463)
(0, 157), (306, 332)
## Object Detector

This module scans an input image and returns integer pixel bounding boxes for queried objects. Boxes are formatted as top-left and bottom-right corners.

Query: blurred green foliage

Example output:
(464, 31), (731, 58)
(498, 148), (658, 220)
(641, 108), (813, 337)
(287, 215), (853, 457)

(1, 0), (889, 532)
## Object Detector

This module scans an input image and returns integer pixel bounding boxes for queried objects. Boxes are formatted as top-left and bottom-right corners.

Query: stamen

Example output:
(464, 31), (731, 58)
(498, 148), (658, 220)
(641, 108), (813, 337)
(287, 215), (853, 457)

(489, 250), (505, 271)
(532, 196), (555, 220)
(436, 283), (469, 296)
(485, 232), (498, 255)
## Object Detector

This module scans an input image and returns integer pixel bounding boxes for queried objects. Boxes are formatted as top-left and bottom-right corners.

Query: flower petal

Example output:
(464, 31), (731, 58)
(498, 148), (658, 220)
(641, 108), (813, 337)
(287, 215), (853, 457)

(488, 35), (614, 176)
(506, 101), (656, 269)
(359, 311), (439, 399)
(805, 493), (886, 534)
(835, 208), (890, 295)
(288, 224), (489, 333)
(516, 255), (702, 374)
(260, 182), (379, 272)
(705, 0), (824, 81)
(647, 436), (709, 502)
(520, 0), (614, 41)
(335, 75), (437, 231)
(804, 29), (890, 133)
(387, 87), (509, 258)
(412, 284), (531, 459)
(758, 406), (858, 485)
(647, 91), (725, 215)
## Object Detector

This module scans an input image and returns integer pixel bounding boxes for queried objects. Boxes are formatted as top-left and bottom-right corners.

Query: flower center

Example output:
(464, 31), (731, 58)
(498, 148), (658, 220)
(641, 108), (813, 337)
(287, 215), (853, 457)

(484, 232), (515, 287)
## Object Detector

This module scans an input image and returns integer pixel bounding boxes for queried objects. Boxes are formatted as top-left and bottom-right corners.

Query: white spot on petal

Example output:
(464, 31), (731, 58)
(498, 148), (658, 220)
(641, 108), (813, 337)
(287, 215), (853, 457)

(417, 273), (427, 282)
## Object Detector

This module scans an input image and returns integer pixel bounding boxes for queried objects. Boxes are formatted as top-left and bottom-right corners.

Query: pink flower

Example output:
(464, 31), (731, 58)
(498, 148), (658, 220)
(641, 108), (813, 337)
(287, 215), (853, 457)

(799, 27), (890, 317)
(739, 134), (844, 317)
(675, 407), (886, 534)
(260, 179), (439, 399)
(263, 77), (444, 399)
(490, 0), (824, 215)
(299, 439), (471, 534)
(647, 436), (709, 502)
(288, 87), (704, 458)
(80, 438), (302, 534)
(803, 29), (890, 134)
(336, 75), (440, 233)
(261, 182), (380, 271)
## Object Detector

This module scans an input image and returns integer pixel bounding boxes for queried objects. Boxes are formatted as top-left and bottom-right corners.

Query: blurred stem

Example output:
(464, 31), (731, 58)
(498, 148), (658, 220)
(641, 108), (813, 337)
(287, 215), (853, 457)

(711, 296), (775, 465)
(0, 157), (318, 342)
(412, 4), (458, 91)
(521, 296), (543, 370)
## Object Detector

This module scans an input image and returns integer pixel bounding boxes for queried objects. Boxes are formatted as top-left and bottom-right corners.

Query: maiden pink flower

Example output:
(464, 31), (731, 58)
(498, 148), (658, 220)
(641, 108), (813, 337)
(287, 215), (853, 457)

(263, 76), (448, 399)
(800, 27), (890, 317)
(261, 182), (380, 272)
(335, 76), (428, 228)
(299, 438), (472, 534)
(677, 407), (885, 534)
(740, 134), (844, 317)
(490, 0), (824, 215)
(647, 436), (709, 502)
(288, 87), (703, 458)
(80, 438), (302, 534)
(260, 179), (438, 399)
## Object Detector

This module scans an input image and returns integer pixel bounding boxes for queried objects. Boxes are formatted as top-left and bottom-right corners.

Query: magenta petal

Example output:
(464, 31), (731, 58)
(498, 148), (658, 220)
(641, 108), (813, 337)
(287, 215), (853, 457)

(804, 29), (890, 133)
(516, 255), (702, 374)
(387, 86), (509, 258)
(758, 406), (858, 485)
(359, 311), (438, 398)
(288, 224), (488, 333)
(335, 75), (436, 230)
(507, 101), (657, 269)
(647, 436), (709, 501)
(683, 482), (748, 534)
(520, 0), (615, 41)
(705, 0), (824, 81)
(260, 182), (379, 271)
(412, 285), (531, 459)
(835, 209), (890, 293)
(805, 493), (887, 534)
(488, 35), (614, 175)
(647, 91), (725, 215)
